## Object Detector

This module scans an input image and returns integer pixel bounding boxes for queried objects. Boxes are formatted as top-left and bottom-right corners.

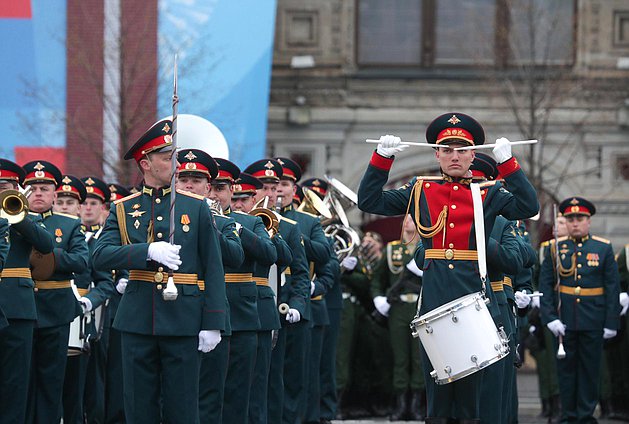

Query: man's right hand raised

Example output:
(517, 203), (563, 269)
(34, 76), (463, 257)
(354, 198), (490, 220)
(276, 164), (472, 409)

(376, 135), (408, 158)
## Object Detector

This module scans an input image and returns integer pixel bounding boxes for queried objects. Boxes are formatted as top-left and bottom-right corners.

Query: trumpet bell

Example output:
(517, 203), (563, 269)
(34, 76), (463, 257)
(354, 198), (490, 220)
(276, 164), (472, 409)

(324, 223), (360, 261)
(298, 187), (332, 219)
(325, 175), (358, 205)
(0, 189), (29, 224)
(250, 207), (280, 235)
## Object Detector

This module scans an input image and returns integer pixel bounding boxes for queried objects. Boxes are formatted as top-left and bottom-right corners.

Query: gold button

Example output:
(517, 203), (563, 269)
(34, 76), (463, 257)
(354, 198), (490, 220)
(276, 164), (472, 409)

(155, 198), (161, 204)
(451, 205), (457, 210)
(577, 275), (582, 279)
(576, 298), (581, 303)
(157, 232), (163, 238)
(449, 243), (454, 248)
(575, 286), (581, 295)
(157, 216), (163, 221)
(156, 284), (163, 290)
(577, 252), (582, 256)
(34, 288), (39, 293)
(158, 267), (164, 272)
(448, 264), (454, 269)
(577, 264), (582, 268)
(154, 272), (164, 283)
(449, 223), (455, 228)
(445, 249), (454, 260)
(453, 185), (459, 191)
(425, 183), (430, 188)
(577, 243), (582, 247)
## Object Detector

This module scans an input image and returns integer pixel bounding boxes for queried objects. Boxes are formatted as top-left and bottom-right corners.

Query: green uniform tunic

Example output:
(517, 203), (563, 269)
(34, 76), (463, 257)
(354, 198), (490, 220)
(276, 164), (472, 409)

(358, 151), (538, 421)
(0, 214), (52, 424)
(28, 210), (88, 424)
(93, 186), (226, 424)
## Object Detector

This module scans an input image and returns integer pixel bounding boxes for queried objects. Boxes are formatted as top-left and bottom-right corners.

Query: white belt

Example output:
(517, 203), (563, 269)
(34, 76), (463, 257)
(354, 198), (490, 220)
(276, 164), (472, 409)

(400, 293), (420, 303)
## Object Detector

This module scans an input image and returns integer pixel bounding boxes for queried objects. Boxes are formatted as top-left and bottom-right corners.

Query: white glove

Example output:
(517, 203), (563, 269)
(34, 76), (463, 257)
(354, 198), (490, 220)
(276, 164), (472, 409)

(116, 278), (128, 294)
(341, 256), (358, 271)
(620, 292), (629, 316)
(492, 137), (513, 164)
(373, 296), (391, 317)
(310, 281), (315, 296)
(376, 134), (408, 158)
(286, 308), (301, 324)
(198, 330), (221, 353)
(531, 291), (541, 309)
(79, 297), (92, 314)
(529, 325), (536, 333)
(405, 259), (423, 277)
(147, 241), (182, 270)
(514, 291), (531, 309)
(603, 328), (617, 340)
(547, 319), (566, 337)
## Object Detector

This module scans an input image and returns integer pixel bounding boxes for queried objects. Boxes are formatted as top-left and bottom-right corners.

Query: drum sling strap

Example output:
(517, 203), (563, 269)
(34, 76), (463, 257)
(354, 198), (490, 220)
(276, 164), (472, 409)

(415, 182), (488, 315)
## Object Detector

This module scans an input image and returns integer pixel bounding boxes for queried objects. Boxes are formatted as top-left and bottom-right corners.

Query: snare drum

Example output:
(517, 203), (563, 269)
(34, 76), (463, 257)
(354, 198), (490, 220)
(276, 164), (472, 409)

(410, 291), (509, 385)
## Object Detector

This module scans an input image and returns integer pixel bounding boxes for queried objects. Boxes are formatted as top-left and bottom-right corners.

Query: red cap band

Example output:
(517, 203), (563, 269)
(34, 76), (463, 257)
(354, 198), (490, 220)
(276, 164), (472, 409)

(132, 135), (172, 162)
(0, 170), (20, 181)
(24, 171), (57, 185)
(56, 184), (82, 199)
(436, 128), (474, 145)
(563, 205), (591, 216)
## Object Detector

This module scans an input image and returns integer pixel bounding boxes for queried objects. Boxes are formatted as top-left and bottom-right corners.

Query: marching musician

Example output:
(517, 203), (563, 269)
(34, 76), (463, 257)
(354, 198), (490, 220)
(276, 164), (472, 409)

(357, 112), (539, 423)
(370, 214), (425, 421)
(539, 197), (621, 423)
(274, 157), (333, 424)
(23, 160), (89, 424)
(175, 148), (244, 424)
(103, 182), (132, 423)
(246, 159), (311, 424)
(0, 159), (53, 424)
(92, 119), (226, 424)
(611, 241), (629, 420)
(209, 158), (278, 424)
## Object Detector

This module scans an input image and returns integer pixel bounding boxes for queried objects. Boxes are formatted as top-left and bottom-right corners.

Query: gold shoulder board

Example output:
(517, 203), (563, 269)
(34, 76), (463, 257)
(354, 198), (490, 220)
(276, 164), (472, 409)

(114, 191), (142, 205)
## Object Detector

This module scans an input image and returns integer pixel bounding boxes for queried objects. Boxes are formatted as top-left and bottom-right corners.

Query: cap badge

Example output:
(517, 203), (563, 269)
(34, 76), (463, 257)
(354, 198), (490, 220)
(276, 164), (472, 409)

(234, 184), (242, 192)
(162, 123), (171, 133)
(109, 185), (117, 192)
(265, 170), (274, 177)
(164, 135), (173, 144)
(34, 171), (45, 178)
(185, 163), (197, 170)
(33, 162), (45, 171)
(569, 198), (579, 205)
(62, 176), (72, 184)
(312, 179), (320, 186)
(264, 161), (274, 169)
(184, 151), (197, 161)
(62, 185), (72, 192)
(276, 158), (285, 165)
(447, 115), (461, 125)
(85, 177), (95, 186)
(571, 206), (580, 213)
(86, 187), (94, 193)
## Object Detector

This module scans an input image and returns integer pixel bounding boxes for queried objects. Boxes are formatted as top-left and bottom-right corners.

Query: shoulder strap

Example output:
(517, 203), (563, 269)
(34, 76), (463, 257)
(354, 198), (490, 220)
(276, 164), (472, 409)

(115, 202), (131, 246)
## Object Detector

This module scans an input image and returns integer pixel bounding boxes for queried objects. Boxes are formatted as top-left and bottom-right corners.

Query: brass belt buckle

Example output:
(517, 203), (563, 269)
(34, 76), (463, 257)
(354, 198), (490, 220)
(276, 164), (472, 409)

(154, 272), (164, 283)
(444, 249), (454, 260)
(574, 286), (581, 295)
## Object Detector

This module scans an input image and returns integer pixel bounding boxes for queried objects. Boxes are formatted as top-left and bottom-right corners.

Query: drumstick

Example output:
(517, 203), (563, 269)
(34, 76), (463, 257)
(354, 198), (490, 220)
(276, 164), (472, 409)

(365, 139), (434, 147)
(528, 292), (544, 298)
(454, 140), (538, 151)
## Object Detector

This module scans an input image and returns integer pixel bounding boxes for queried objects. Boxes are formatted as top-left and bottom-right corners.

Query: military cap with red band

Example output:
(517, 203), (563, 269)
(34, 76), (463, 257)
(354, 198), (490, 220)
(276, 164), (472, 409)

(82, 176), (111, 203)
(177, 149), (219, 180)
(233, 173), (263, 198)
(559, 197), (596, 217)
(108, 183), (132, 202)
(22, 160), (63, 187)
(426, 112), (485, 146)
(56, 175), (87, 202)
(293, 184), (304, 205)
(244, 159), (283, 183)
(301, 177), (328, 199)
(0, 159), (25, 184)
(213, 158), (241, 183)
(124, 118), (174, 163)
(275, 157), (302, 182)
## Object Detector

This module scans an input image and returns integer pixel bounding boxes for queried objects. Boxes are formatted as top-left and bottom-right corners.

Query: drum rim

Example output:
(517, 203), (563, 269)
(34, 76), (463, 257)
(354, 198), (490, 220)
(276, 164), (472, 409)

(432, 350), (509, 385)
(413, 291), (486, 326)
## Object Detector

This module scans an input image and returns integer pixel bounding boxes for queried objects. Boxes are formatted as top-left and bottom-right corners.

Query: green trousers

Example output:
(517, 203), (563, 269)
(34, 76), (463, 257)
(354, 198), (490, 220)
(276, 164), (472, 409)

(389, 301), (424, 393)
(0, 319), (34, 424)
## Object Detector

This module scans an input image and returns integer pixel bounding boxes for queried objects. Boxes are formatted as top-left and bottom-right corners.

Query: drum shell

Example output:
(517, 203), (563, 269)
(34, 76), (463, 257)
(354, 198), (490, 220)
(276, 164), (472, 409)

(68, 315), (86, 356)
(411, 292), (508, 384)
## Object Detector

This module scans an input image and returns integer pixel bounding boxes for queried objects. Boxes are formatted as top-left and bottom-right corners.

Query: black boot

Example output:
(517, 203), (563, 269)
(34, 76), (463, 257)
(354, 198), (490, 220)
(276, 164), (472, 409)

(389, 391), (408, 421)
(408, 390), (426, 421)
(539, 398), (550, 418)
(548, 394), (561, 424)
(599, 398), (611, 419)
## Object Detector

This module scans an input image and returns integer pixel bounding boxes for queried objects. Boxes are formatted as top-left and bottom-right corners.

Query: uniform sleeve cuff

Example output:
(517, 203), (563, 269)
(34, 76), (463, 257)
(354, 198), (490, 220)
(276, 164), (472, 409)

(370, 151), (394, 171)
(497, 157), (521, 178)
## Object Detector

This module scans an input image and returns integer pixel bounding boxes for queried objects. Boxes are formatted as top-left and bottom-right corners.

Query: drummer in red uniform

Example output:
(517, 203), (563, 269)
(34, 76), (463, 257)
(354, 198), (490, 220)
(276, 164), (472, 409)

(357, 113), (539, 423)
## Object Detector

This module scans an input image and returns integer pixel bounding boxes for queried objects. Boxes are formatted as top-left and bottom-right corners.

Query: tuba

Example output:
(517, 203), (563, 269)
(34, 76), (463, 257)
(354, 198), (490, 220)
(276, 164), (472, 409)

(205, 198), (224, 216)
(249, 196), (280, 237)
(0, 186), (31, 224)
(298, 187), (332, 219)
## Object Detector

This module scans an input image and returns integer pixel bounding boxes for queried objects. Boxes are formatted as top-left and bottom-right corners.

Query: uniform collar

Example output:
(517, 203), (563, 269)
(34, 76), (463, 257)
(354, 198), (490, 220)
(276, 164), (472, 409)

(142, 185), (171, 197)
(281, 203), (293, 213)
(570, 234), (589, 244)
(81, 223), (101, 232)
(41, 209), (53, 219)
(441, 173), (473, 185)
(223, 206), (232, 215)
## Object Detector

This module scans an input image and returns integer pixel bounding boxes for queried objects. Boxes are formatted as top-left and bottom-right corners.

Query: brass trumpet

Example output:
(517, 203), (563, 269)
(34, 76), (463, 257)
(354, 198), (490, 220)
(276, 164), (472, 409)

(0, 187), (31, 224)
(249, 196), (280, 237)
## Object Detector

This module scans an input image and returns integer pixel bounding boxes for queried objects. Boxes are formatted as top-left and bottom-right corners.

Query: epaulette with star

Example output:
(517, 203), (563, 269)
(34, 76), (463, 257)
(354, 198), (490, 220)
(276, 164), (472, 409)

(176, 189), (205, 200)
(114, 191), (142, 205)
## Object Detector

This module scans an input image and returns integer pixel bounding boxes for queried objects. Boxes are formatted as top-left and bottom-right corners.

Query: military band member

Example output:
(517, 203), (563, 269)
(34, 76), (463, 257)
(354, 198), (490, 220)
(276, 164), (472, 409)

(358, 113), (539, 423)
(0, 159), (53, 424)
(209, 158), (277, 424)
(274, 157), (333, 424)
(611, 243), (629, 420)
(175, 148), (244, 423)
(247, 159), (311, 424)
(370, 214), (425, 421)
(92, 119), (226, 424)
(104, 182), (132, 424)
(540, 197), (621, 424)
(80, 176), (116, 424)
(53, 175), (91, 424)
(23, 160), (89, 424)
